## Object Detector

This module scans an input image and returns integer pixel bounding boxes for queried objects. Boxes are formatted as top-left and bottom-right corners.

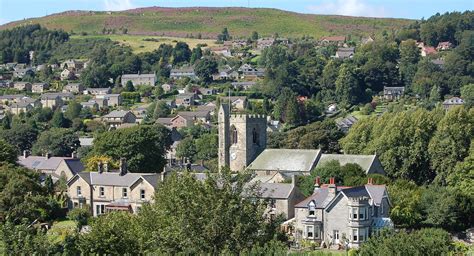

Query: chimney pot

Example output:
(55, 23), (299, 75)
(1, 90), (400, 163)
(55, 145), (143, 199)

(367, 177), (373, 185)
(23, 150), (29, 159)
(314, 176), (321, 188)
(119, 158), (127, 176)
(98, 161), (103, 173)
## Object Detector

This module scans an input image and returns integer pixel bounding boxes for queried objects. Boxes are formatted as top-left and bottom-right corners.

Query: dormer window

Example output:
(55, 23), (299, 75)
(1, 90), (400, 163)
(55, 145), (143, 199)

(308, 201), (316, 217)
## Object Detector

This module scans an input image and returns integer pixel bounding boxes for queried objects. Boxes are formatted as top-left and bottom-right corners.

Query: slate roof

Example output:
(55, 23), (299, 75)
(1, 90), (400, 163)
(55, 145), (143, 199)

(257, 182), (295, 199)
(122, 73), (156, 79)
(103, 110), (132, 118)
(316, 154), (377, 173)
(177, 111), (210, 119)
(75, 172), (160, 187)
(19, 156), (84, 174)
(295, 186), (348, 208)
(247, 149), (321, 173)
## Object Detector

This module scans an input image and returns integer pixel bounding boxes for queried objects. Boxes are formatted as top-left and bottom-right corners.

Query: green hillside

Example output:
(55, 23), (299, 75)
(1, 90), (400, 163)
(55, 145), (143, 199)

(0, 7), (413, 39)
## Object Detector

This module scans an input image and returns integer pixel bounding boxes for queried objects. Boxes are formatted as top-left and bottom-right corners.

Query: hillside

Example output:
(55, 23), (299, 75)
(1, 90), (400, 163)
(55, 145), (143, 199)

(0, 7), (413, 39)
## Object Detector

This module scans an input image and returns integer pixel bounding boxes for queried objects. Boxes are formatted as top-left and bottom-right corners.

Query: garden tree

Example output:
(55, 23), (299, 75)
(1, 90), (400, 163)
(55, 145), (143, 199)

(0, 164), (49, 224)
(447, 144), (474, 197)
(51, 109), (69, 128)
(125, 80), (135, 92)
(194, 57), (218, 83)
(172, 42), (192, 65)
(217, 27), (231, 42)
(399, 39), (420, 87)
(341, 108), (443, 184)
(273, 88), (300, 125)
(0, 123), (38, 152)
(318, 59), (342, 101)
(461, 83), (474, 108)
(388, 180), (424, 228)
(64, 101), (83, 120)
(195, 133), (218, 161)
(2, 113), (11, 129)
(1, 222), (51, 255)
(91, 125), (172, 172)
(138, 171), (282, 254)
(251, 31), (259, 41)
(153, 100), (171, 119)
(359, 228), (452, 256)
(419, 185), (473, 231)
(34, 107), (54, 122)
(335, 63), (364, 107)
(78, 211), (140, 255)
(411, 59), (445, 98)
(175, 137), (197, 162)
(190, 46), (203, 64)
(80, 63), (111, 88)
(31, 128), (80, 157)
(260, 45), (292, 97)
(281, 119), (343, 152)
(85, 155), (115, 172)
(0, 139), (17, 164)
(67, 207), (91, 229)
(428, 107), (473, 184)
(292, 49), (327, 96)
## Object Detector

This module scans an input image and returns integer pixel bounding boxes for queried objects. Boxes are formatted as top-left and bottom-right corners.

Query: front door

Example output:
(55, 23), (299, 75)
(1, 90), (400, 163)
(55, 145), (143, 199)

(333, 230), (340, 244)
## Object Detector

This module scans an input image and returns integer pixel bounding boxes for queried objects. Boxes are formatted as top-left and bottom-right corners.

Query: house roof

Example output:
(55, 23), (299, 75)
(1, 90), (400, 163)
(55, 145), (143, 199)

(315, 154), (378, 173)
(443, 97), (464, 105)
(257, 182), (295, 199)
(247, 149), (321, 173)
(177, 111), (210, 118)
(321, 36), (346, 41)
(122, 73), (156, 79)
(75, 172), (160, 187)
(103, 110), (133, 118)
(19, 156), (83, 174)
(156, 117), (173, 126)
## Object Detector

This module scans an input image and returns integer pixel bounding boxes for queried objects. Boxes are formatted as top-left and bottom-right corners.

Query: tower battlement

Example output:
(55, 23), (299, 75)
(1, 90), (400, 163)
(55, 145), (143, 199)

(229, 113), (267, 122)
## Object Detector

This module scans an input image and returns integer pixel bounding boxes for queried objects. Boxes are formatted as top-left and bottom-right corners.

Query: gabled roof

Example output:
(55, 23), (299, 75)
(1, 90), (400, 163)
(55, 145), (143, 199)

(177, 111), (210, 119)
(122, 73), (156, 79)
(19, 156), (82, 173)
(247, 149), (321, 173)
(72, 171), (160, 187)
(295, 186), (348, 208)
(316, 154), (380, 174)
(103, 110), (134, 118)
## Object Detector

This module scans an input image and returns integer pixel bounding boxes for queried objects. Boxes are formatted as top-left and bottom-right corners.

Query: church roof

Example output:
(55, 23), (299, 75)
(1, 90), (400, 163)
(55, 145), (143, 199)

(247, 149), (321, 173)
(315, 154), (380, 174)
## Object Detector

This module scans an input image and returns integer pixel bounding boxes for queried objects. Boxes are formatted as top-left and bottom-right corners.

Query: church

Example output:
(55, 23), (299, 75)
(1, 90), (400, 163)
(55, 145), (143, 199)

(218, 104), (385, 182)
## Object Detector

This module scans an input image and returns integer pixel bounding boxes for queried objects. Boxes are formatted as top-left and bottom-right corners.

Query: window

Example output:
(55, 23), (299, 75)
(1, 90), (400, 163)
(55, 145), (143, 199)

(352, 229), (358, 242)
(99, 187), (105, 197)
(252, 128), (259, 145)
(359, 228), (367, 242)
(359, 207), (365, 220)
(96, 204), (105, 215)
(140, 189), (146, 200)
(352, 208), (358, 220)
(122, 188), (128, 198)
(308, 201), (316, 217)
(230, 125), (238, 145)
(306, 225), (314, 239)
(334, 230), (339, 240)
(76, 186), (82, 196)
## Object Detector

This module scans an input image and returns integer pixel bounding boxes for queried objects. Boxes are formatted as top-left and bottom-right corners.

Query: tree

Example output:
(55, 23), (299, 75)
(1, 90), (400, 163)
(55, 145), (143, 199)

(217, 27), (230, 42)
(461, 83), (474, 108)
(51, 110), (69, 128)
(335, 63), (363, 107)
(31, 128), (79, 157)
(175, 137), (196, 162)
(78, 211), (140, 255)
(125, 80), (135, 92)
(195, 134), (218, 161)
(64, 101), (83, 120)
(153, 100), (171, 119)
(447, 144), (474, 197)
(194, 57), (218, 83)
(91, 125), (172, 172)
(1, 222), (51, 255)
(190, 47), (203, 64)
(0, 139), (17, 164)
(0, 123), (38, 152)
(138, 171), (281, 254)
(172, 42), (191, 65)
(80, 63), (111, 88)
(428, 107), (473, 184)
(399, 39), (420, 87)
(251, 31), (259, 41)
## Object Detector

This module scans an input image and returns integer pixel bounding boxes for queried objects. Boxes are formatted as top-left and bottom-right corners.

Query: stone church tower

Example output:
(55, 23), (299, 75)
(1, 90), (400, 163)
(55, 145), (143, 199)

(218, 104), (267, 171)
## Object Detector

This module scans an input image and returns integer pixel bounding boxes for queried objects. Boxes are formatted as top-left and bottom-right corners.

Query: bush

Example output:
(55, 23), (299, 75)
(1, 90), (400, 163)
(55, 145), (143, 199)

(67, 207), (91, 228)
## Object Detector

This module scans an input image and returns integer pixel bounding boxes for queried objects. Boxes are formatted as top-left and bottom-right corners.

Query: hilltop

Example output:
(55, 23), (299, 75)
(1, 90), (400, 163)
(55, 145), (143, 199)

(0, 7), (413, 39)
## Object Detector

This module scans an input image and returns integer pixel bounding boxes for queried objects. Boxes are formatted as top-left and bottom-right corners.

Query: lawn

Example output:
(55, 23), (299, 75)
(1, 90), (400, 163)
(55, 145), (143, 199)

(47, 220), (77, 244)
(72, 34), (218, 53)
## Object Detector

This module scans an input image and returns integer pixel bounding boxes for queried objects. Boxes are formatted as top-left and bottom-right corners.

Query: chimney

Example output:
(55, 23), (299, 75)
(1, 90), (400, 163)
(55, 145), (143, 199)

(367, 177), (373, 185)
(313, 176), (321, 193)
(104, 162), (109, 173)
(119, 158), (127, 176)
(23, 150), (29, 159)
(291, 175), (296, 187)
(71, 151), (77, 159)
(98, 161), (103, 173)
(46, 152), (51, 159)
(328, 177), (336, 197)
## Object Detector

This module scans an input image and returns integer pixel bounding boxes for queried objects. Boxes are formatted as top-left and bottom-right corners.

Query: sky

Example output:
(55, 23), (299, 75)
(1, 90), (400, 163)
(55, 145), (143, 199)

(0, 0), (472, 25)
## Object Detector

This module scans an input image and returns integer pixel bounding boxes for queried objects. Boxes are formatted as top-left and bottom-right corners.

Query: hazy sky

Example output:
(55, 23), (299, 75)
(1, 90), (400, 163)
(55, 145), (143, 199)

(0, 0), (472, 25)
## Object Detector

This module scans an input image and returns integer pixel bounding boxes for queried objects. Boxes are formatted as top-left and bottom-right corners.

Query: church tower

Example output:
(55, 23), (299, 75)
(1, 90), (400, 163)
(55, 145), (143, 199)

(218, 104), (267, 171)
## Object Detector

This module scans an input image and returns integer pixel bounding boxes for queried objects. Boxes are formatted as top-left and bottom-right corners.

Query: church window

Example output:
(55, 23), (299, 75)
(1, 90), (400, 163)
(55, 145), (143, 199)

(252, 128), (259, 145)
(230, 125), (238, 145)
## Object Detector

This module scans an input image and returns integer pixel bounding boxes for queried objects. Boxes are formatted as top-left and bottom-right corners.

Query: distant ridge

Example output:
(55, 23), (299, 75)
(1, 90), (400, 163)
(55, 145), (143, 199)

(0, 6), (413, 39)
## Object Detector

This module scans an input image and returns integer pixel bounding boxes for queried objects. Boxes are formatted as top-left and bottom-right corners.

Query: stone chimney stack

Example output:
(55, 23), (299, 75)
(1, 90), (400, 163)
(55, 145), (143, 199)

(119, 158), (127, 176)
(313, 176), (321, 193)
(104, 162), (109, 173)
(46, 152), (51, 159)
(71, 151), (77, 159)
(291, 175), (296, 187)
(23, 150), (29, 159)
(367, 177), (373, 185)
(98, 161), (103, 174)
(328, 177), (337, 197)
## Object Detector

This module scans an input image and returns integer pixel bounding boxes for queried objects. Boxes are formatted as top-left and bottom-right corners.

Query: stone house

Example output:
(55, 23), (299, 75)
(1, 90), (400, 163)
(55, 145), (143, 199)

(335, 48), (355, 59)
(238, 64), (265, 78)
(8, 101), (34, 115)
(32, 83), (49, 93)
(0, 94), (26, 104)
(177, 110), (210, 123)
(442, 97), (464, 110)
(61, 59), (84, 71)
(257, 38), (275, 50)
(161, 83), (174, 93)
(80, 101), (99, 111)
(436, 41), (453, 51)
(40, 94), (63, 109)
(121, 73), (157, 87)
(60, 69), (76, 81)
(84, 87), (112, 97)
(63, 83), (84, 94)
(175, 93), (197, 107)
(170, 67), (197, 80)
(231, 81), (256, 90)
(67, 160), (159, 216)
(335, 115), (358, 133)
(103, 94), (122, 106)
(320, 36), (346, 46)
(293, 178), (392, 248)
(13, 82), (32, 92)
(19, 154), (84, 182)
(210, 47), (232, 57)
(102, 110), (137, 128)
(13, 68), (34, 79)
(383, 86), (405, 100)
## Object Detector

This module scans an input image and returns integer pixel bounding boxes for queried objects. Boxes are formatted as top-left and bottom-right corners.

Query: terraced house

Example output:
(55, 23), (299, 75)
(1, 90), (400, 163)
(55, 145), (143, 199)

(67, 159), (160, 216)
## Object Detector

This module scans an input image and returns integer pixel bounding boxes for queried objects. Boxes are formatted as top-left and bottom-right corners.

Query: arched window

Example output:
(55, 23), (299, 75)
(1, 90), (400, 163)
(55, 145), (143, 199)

(230, 125), (238, 145)
(252, 128), (259, 145)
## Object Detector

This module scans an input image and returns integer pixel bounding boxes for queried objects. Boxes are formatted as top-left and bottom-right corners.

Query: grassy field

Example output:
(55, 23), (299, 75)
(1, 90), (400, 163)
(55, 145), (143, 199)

(47, 220), (77, 244)
(72, 34), (219, 53)
(1, 7), (413, 39)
